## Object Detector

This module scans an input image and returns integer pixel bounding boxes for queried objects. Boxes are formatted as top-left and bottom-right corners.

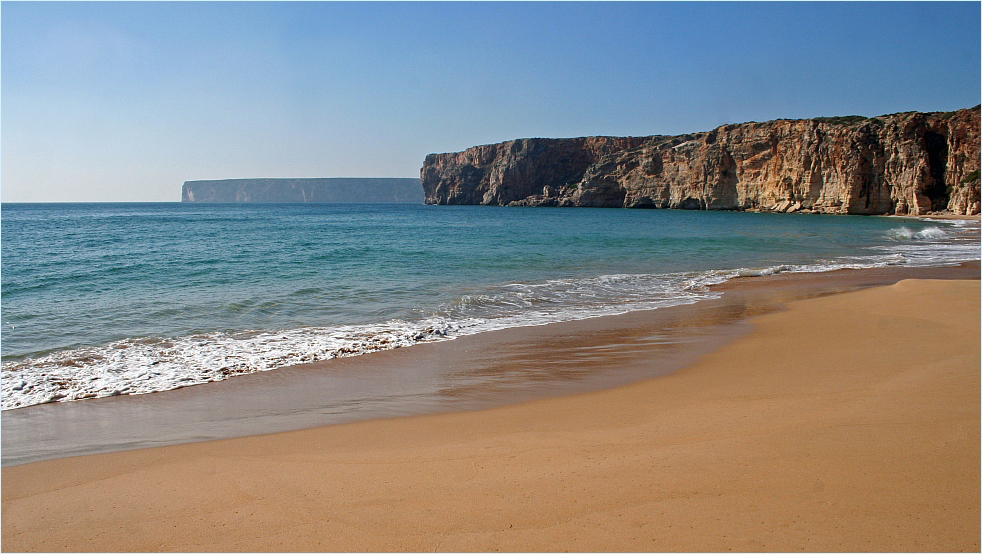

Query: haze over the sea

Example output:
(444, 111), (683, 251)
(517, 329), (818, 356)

(2, 1), (980, 202)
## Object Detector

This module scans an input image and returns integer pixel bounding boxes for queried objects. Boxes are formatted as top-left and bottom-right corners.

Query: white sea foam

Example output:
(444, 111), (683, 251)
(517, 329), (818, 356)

(886, 225), (949, 241)
(3, 221), (979, 411)
(1, 320), (460, 410)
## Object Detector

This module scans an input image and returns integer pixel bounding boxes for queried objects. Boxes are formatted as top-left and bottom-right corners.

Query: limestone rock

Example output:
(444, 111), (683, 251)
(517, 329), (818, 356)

(182, 178), (423, 203)
(421, 106), (981, 215)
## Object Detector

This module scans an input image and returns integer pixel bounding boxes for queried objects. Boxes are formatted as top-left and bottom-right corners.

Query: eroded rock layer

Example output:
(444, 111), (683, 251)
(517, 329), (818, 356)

(421, 107), (980, 215)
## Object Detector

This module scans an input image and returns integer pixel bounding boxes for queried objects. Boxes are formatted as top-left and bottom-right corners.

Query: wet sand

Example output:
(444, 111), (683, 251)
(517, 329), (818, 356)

(2, 263), (979, 467)
(2, 271), (979, 551)
(915, 213), (982, 221)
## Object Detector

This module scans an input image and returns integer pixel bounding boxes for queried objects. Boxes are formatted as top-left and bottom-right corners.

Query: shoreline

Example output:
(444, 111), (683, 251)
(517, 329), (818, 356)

(3, 275), (978, 551)
(4, 209), (978, 413)
(913, 213), (981, 221)
(2, 262), (979, 467)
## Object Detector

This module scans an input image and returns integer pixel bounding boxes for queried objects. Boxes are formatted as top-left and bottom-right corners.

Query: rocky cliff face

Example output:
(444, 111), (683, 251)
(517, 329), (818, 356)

(182, 178), (423, 203)
(421, 106), (980, 215)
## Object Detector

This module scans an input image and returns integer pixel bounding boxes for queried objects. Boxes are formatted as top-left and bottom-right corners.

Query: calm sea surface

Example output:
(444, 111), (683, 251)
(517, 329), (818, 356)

(2, 202), (979, 410)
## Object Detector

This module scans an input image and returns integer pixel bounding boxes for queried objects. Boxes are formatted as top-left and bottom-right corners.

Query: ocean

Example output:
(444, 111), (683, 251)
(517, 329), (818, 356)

(2, 202), (979, 411)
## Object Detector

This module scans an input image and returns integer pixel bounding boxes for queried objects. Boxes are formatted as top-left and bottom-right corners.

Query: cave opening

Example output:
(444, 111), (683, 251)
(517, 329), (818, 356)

(923, 131), (950, 211)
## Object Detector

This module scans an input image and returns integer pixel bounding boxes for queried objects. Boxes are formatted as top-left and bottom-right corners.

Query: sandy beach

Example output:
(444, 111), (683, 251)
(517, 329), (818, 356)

(3, 276), (980, 551)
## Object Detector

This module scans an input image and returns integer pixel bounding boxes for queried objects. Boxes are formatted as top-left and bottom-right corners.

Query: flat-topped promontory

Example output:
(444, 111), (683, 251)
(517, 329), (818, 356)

(182, 178), (423, 203)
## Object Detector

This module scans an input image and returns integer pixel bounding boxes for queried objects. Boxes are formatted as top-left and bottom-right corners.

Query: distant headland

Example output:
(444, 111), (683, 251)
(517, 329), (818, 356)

(181, 178), (423, 203)
(421, 106), (981, 215)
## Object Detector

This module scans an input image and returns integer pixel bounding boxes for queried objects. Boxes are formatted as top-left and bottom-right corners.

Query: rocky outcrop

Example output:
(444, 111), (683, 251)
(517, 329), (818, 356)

(182, 178), (423, 203)
(421, 106), (980, 215)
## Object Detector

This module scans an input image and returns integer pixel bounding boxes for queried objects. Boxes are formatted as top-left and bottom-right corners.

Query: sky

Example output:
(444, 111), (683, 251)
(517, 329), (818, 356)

(2, 2), (980, 202)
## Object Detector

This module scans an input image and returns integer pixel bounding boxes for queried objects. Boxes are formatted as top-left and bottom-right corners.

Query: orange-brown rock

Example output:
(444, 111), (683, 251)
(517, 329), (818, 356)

(421, 106), (980, 215)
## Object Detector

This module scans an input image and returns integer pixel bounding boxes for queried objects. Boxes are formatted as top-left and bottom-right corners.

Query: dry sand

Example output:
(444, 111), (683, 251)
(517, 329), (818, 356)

(2, 278), (980, 552)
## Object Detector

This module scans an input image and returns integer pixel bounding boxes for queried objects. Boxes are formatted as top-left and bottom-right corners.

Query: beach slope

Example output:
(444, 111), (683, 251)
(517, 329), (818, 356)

(2, 279), (979, 551)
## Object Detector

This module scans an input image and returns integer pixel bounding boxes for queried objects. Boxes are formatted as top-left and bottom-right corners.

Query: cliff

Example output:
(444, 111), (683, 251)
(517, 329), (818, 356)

(421, 106), (981, 215)
(182, 178), (423, 203)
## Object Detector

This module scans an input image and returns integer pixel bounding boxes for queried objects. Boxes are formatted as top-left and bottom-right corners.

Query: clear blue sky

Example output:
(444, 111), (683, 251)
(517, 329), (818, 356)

(2, 1), (979, 202)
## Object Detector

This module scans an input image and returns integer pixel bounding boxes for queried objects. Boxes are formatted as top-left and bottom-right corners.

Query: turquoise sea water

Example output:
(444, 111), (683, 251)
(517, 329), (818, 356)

(2, 202), (979, 410)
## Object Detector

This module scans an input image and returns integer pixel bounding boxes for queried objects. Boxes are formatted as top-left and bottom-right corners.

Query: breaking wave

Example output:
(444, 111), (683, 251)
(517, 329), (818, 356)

(3, 219), (979, 411)
(887, 225), (949, 241)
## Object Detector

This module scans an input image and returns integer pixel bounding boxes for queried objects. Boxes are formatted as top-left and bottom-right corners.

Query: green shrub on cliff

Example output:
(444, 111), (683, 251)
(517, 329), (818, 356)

(814, 115), (868, 125)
